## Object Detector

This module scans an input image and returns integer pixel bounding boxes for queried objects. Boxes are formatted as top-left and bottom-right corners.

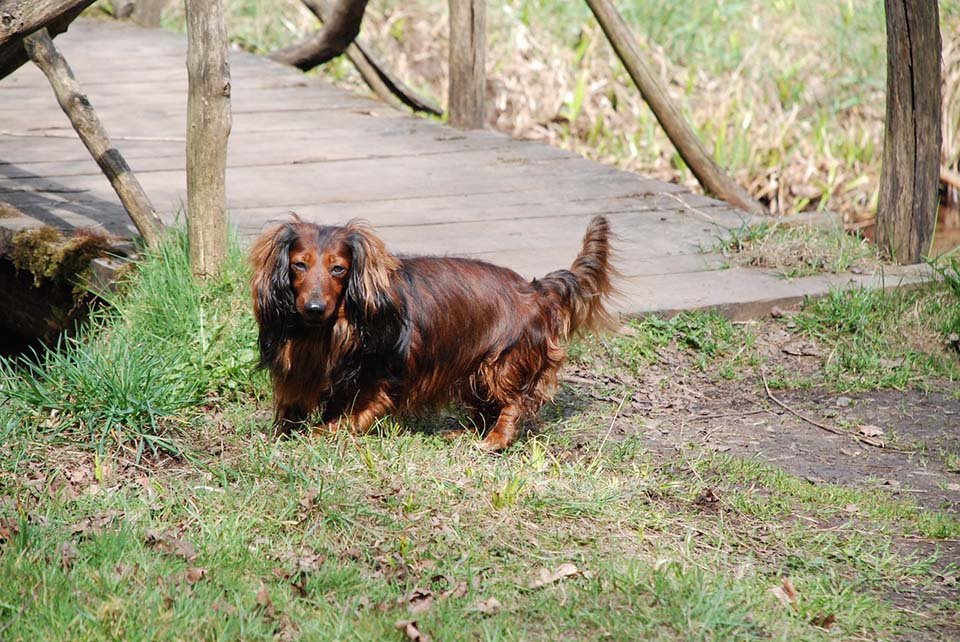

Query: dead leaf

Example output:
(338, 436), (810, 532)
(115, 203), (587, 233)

(810, 613), (836, 629)
(858, 424), (884, 438)
(71, 510), (122, 536)
(395, 620), (430, 642)
(58, 541), (78, 569)
(0, 517), (18, 542)
(256, 583), (275, 619)
(290, 576), (308, 599)
(186, 567), (207, 584)
(475, 596), (502, 614)
(528, 562), (580, 589)
(144, 530), (198, 561)
(769, 578), (799, 609)
(443, 581), (468, 600)
(340, 546), (362, 561)
(298, 489), (320, 517)
(781, 341), (822, 357)
(844, 504), (859, 513)
(403, 588), (434, 614)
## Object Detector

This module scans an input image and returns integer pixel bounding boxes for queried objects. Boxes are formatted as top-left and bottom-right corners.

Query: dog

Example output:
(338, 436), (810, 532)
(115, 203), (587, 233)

(249, 215), (615, 451)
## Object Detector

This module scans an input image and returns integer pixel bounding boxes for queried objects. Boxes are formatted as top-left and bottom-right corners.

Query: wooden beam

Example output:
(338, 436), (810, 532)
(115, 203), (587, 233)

(876, 1), (941, 264)
(584, 0), (765, 216)
(270, 0), (369, 70)
(0, 0), (94, 80)
(185, 0), (231, 277)
(22, 28), (164, 247)
(447, 0), (485, 129)
(0, 0), (93, 47)
(300, 0), (441, 116)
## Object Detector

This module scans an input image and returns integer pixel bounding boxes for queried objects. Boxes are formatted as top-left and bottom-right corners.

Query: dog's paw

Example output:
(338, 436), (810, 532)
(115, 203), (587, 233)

(478, 434), (510, 453)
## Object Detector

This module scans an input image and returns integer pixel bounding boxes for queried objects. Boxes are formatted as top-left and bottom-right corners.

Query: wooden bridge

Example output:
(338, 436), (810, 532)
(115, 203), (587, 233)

(0, 19), (926, 322)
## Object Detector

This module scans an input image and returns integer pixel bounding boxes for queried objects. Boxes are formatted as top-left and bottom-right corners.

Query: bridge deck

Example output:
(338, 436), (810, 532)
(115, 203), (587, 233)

(0, 19), (925, 318)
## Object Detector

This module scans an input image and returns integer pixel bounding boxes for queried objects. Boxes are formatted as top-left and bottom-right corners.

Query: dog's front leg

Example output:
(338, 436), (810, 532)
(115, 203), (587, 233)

(314, 386), (395, 436)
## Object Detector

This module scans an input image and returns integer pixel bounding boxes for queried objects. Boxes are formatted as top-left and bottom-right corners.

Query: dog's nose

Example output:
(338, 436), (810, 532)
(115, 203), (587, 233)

(303, 300), (325, 318)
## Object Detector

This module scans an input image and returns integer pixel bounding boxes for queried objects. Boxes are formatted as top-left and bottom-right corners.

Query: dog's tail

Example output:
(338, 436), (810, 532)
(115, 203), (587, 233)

(536, 215), (616, 340)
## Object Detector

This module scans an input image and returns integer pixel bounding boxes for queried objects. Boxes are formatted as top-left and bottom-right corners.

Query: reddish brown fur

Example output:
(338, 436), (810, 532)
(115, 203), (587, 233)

(250, 215), (615, 450)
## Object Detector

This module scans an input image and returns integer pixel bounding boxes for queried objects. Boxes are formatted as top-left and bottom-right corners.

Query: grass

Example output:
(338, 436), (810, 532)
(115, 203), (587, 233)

(792, 283), (960, 391)
(127, 0), (960, 225)
(0, 231), (263, 458)
(713, 222), (880, 279)
(1, 233), (959, 639)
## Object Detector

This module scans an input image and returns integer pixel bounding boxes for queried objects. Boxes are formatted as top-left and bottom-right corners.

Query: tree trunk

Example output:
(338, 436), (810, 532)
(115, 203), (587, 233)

(185, 0), (231, 277)
(270, 0), (368, 70)
(447, 0), (485, 129)
(584, 0), (765, 216)
(0, 0), (94, 80)
(23, 28), (164, 247)
(876, 1), (941, 264)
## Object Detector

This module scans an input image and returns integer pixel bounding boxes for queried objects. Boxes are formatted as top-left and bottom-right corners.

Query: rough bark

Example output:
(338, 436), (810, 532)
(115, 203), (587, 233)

(185, 0), (231, 278)
(270, 0), (368, 70)
(0, 0), (93, 80)
(584, 0), (765, 216)
(23, 28), (164, 247)
(301, 0), (441, 115)
(447, 0), (485, 129)
(0, 0), (92, 47)
(876, 1), (942, 263)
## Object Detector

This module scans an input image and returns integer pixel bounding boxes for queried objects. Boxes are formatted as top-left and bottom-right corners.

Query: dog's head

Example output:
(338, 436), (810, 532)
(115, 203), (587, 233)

(250, 217), (400, 363)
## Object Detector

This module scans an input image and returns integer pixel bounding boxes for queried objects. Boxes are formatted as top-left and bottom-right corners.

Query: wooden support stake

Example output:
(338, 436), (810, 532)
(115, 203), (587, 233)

(876, 1), (941, 264)
(447, 0), (485, 129)
(301, 0), (442, 116)
(270, 0), (369, 70)
(23, 28), (164, 247)
(185, 0), (231, 277)
(584, 0), (765, 216)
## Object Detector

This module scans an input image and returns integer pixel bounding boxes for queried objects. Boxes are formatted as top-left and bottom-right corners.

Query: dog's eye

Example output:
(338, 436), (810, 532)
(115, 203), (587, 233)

(330, 265), (346, 276)
(292, 261), (308, 272)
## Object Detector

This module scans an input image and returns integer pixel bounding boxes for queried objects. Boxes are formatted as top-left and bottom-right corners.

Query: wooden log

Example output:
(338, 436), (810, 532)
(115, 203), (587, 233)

(301, 0), (442, 116)
(584, 0), (765, 216)
(0, 0), (93, 80)
(185, 0), (231, 277)
(447, 0), (485, 129)
(876, 1), (941, 264)
(0, 0), (92, 47)
(23, 28), (164, 247)
(270, 0), (369, 70)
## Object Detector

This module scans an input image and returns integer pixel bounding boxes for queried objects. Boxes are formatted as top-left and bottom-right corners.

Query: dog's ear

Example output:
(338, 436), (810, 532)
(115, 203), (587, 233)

(250, 221), (299, 367)
(343, 222), (400, 320)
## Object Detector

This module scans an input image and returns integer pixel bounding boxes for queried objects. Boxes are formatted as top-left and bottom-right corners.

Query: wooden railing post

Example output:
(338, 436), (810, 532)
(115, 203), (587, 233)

(876, 0), (941, 263)
(185, 0), (231, 277)
(447, 0), (485, 129)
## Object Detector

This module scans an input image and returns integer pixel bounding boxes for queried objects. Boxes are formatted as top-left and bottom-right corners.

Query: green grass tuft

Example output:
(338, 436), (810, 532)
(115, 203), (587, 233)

(0, 229), (262, 457)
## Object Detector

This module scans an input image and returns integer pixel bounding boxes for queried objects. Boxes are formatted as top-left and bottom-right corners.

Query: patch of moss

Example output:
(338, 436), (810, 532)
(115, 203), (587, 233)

(0, 202), (24, 219)
(10, 227), (112, 288)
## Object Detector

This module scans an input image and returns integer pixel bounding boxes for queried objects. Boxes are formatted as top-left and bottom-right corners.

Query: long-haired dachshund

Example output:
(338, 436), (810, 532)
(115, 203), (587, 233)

(249, 215), (615, 451)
